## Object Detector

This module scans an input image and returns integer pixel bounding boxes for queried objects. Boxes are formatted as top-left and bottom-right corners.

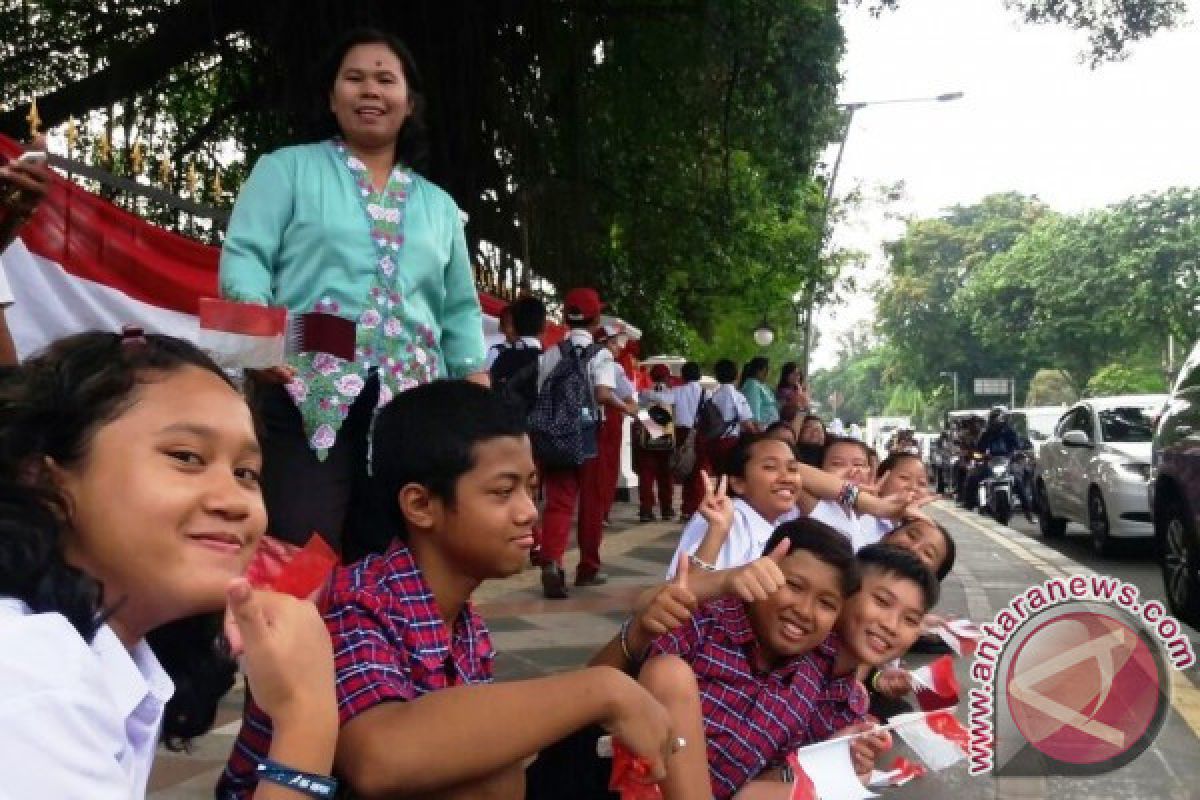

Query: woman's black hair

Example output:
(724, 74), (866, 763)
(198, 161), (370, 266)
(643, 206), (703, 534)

(309, 27), (430, 170)
(763, 420), (796, 444)
(0, 332), (242, 749)
(762, 518), (860, 598)
(777, 361), (799, 391)
(738, 356), (769, 389)
(681, 361), (702, 383)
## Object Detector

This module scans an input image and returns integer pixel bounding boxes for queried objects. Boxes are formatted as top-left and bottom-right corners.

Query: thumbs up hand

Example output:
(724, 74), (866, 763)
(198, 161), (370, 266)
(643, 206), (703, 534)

(721, 539), (789, 602)
(627, 552), (699, 659)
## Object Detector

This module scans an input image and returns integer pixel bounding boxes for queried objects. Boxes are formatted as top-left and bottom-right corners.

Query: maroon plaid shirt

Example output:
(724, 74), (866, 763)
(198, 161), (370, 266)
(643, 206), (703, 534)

(217, 541), (494, 799)
(648, 598), (867, 799)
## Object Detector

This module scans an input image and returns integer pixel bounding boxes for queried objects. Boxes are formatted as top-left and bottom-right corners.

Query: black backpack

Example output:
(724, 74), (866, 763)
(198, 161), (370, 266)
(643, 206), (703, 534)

(528, 340), (602, 469)
(489, 341), (541, 416)
(696, 390), (735, 439)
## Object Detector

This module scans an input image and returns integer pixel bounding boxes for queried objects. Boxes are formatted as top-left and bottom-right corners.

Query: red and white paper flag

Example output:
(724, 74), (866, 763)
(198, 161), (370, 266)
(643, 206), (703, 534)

(198, 297), (287, 368)
(867, 756), (927, 788)
(934, 618), (981, 658)
(787, 738), (876, 800)
(891, 709), (969, 772)
(910, 655), (960, 712)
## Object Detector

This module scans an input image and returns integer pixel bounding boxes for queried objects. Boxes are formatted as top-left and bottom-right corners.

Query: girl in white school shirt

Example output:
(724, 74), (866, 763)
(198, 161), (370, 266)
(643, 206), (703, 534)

(0, 331), (337, 799)
(668, 434), (926, 576)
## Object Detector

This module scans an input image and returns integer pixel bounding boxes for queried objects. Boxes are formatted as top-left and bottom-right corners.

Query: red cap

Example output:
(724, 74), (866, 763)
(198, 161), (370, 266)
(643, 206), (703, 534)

(650, 364), (671, 381)
(563, 287), (604, 322)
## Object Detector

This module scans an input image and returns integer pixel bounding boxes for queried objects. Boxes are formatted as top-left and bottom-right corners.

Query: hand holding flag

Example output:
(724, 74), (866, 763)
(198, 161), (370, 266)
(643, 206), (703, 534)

(910, 655), (961, 712)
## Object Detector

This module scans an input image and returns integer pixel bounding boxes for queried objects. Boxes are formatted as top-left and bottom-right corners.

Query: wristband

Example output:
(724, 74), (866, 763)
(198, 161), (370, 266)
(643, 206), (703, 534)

(781, 763), (794, 783)
(688, 554), (718, 572)
(256, 759), (338, 798)
(837, 481), (860, 513)
(619, 617), (647, 666)
(869, 668), (884, 693)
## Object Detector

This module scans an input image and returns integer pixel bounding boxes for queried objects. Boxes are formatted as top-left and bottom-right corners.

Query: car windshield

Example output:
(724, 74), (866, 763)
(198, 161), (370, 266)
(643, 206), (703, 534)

(1098, 406), (1157, 443)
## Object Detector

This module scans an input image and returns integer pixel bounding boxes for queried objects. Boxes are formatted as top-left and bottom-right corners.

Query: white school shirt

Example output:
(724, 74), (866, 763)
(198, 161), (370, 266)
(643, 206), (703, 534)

(536, 329), (616, 392)
(614, 364), (637, 401)
(711, 384), (752, 436)
(666, 497), (799, 578)
(672, 381), (704, 427)
(806, 500), (896, 552)
(0, 598), (174, 800)
(639, 383), (674, 408)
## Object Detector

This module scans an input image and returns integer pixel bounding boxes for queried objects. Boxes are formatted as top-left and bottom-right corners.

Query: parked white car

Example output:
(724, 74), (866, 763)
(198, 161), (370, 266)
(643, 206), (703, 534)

(1034, 394), (1169, 555)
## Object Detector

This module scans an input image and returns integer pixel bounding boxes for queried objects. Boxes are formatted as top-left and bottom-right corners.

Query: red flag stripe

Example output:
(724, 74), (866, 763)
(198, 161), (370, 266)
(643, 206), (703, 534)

(198, 298), (287, 336)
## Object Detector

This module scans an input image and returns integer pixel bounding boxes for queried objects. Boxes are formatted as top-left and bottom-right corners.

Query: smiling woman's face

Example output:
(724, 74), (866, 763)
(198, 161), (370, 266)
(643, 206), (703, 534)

(329, 42), (413, 151)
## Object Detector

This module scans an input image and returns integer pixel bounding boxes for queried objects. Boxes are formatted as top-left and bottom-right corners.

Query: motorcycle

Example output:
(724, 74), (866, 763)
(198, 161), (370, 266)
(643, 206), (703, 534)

(977, 454), (1017, 525)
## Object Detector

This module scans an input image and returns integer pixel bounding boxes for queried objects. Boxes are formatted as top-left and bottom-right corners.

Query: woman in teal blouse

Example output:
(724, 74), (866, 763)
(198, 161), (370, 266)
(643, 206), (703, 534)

(220, 29), (487, 559)
(739, 356), (779, 426)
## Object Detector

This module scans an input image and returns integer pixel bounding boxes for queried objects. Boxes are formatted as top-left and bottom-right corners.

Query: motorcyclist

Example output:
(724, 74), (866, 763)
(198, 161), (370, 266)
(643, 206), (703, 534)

(963, 407), (1020, 511)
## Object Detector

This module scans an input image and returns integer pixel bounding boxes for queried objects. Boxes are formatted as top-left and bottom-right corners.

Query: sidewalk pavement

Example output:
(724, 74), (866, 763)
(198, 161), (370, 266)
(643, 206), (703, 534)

(148, 500), (1200, 799)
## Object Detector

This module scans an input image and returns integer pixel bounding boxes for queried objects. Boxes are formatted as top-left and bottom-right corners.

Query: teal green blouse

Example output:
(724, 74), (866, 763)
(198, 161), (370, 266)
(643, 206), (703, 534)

(742, 378), (779, 426)
(220, 140), (486, 458)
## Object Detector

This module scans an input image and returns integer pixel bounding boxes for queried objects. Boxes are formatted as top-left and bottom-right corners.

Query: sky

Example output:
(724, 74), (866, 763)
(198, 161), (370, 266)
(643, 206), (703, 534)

(810, 0), (1200, 370)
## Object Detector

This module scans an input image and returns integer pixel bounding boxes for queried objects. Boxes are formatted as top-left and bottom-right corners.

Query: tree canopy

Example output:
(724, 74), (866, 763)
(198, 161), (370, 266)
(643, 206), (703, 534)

(0, 0), (1190, 355)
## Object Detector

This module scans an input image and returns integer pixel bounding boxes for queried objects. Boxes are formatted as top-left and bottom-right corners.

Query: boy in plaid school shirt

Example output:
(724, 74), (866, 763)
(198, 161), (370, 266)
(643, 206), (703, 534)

(594, 522), (940, 799)
(219, 381), (682, 799)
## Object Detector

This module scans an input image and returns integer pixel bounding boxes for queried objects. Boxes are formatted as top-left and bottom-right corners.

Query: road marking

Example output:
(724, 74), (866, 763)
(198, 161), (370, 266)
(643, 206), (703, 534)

(933, 502), (1200, 746)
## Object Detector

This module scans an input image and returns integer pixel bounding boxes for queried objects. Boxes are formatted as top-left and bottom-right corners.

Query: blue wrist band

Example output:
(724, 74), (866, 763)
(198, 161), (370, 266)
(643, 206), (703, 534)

(256, 759), (338, 798)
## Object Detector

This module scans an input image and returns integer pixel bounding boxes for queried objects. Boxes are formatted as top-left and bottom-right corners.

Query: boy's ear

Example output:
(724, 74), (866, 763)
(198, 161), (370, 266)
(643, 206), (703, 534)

(397, 483), (439, 532)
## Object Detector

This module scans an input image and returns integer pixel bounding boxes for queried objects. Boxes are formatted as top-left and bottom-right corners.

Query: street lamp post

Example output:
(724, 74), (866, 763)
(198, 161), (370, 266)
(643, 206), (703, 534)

(939, 370), (959, 410)
(799, 91), (964, 380)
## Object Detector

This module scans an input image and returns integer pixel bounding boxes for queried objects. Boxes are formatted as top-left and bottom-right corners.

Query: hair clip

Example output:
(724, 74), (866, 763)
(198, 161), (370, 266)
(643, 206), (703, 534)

(119, 325), (148, 349)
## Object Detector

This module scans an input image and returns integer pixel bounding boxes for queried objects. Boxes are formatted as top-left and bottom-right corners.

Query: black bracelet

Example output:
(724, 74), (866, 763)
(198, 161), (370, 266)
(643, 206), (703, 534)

(256, 759), (338, 798)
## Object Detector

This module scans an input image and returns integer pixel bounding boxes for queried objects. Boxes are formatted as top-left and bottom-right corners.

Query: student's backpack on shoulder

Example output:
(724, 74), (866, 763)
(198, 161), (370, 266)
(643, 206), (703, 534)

(489, 341), (541, 416)
(528, 340), (602, 469)
(695, 390), (734, 439)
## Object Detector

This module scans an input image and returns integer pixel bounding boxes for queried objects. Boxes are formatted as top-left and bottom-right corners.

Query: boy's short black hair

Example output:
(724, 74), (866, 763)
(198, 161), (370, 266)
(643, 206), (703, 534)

(714, 358), (738, 384)
(820, 435), (871, 466)
(762, 518), (860, 598)
(682, 361), (702, 382)
(371, 380), (529, 540)
(793, 441), (824, 467)
(510, 296), (547, 338)
(855, 543), (940, 611)
(878, 451), (923, 477)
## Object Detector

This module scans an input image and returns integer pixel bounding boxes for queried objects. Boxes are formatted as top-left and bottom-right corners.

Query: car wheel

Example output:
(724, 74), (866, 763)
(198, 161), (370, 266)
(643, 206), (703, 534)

(1088, 488), (1118, 557)
(1037, 479), (1067, 539)
(1160, 496), (1200, 628)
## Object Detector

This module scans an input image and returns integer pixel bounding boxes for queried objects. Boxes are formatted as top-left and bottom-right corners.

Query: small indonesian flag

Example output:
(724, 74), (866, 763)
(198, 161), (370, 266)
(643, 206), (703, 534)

(245, 534), (338, 601)
(891, 709), (969, 772)
(867, 756), (927, 788)
(198, 298), (286, 369)
(911, 656), (960, 712)
(595, 737), (662, 800)
(787, 738), (876, 800)
(934, 618), (981, 657)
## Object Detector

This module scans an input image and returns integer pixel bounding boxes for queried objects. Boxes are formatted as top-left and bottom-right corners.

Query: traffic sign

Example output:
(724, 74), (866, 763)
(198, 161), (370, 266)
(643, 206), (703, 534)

(974, 378), (1011, 396)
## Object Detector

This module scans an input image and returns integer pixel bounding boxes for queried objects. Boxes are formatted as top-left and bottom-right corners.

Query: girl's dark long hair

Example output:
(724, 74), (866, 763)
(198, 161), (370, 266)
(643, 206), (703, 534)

(306, 27), (430, 171)
(0, 332), (242, 749)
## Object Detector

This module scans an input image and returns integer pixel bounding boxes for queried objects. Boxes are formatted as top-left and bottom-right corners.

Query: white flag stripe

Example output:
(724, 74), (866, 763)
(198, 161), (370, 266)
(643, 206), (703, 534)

(891, 711), (967, 771)
(196, 328), (287, 369)
(793, 737), (876, 800)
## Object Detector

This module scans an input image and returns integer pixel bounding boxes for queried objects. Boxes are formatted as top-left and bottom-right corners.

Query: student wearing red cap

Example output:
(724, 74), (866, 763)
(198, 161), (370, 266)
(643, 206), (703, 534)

(535, 288), (633, 597)
(635, 363), (677, 522)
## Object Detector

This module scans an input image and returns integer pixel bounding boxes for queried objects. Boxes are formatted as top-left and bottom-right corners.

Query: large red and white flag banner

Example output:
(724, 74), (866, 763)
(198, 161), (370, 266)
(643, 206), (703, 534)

(0, 134), (511, 360)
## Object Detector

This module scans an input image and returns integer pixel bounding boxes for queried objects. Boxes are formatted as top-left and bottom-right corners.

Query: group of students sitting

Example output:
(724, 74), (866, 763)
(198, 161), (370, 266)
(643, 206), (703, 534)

(0, 330), (956, 800)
